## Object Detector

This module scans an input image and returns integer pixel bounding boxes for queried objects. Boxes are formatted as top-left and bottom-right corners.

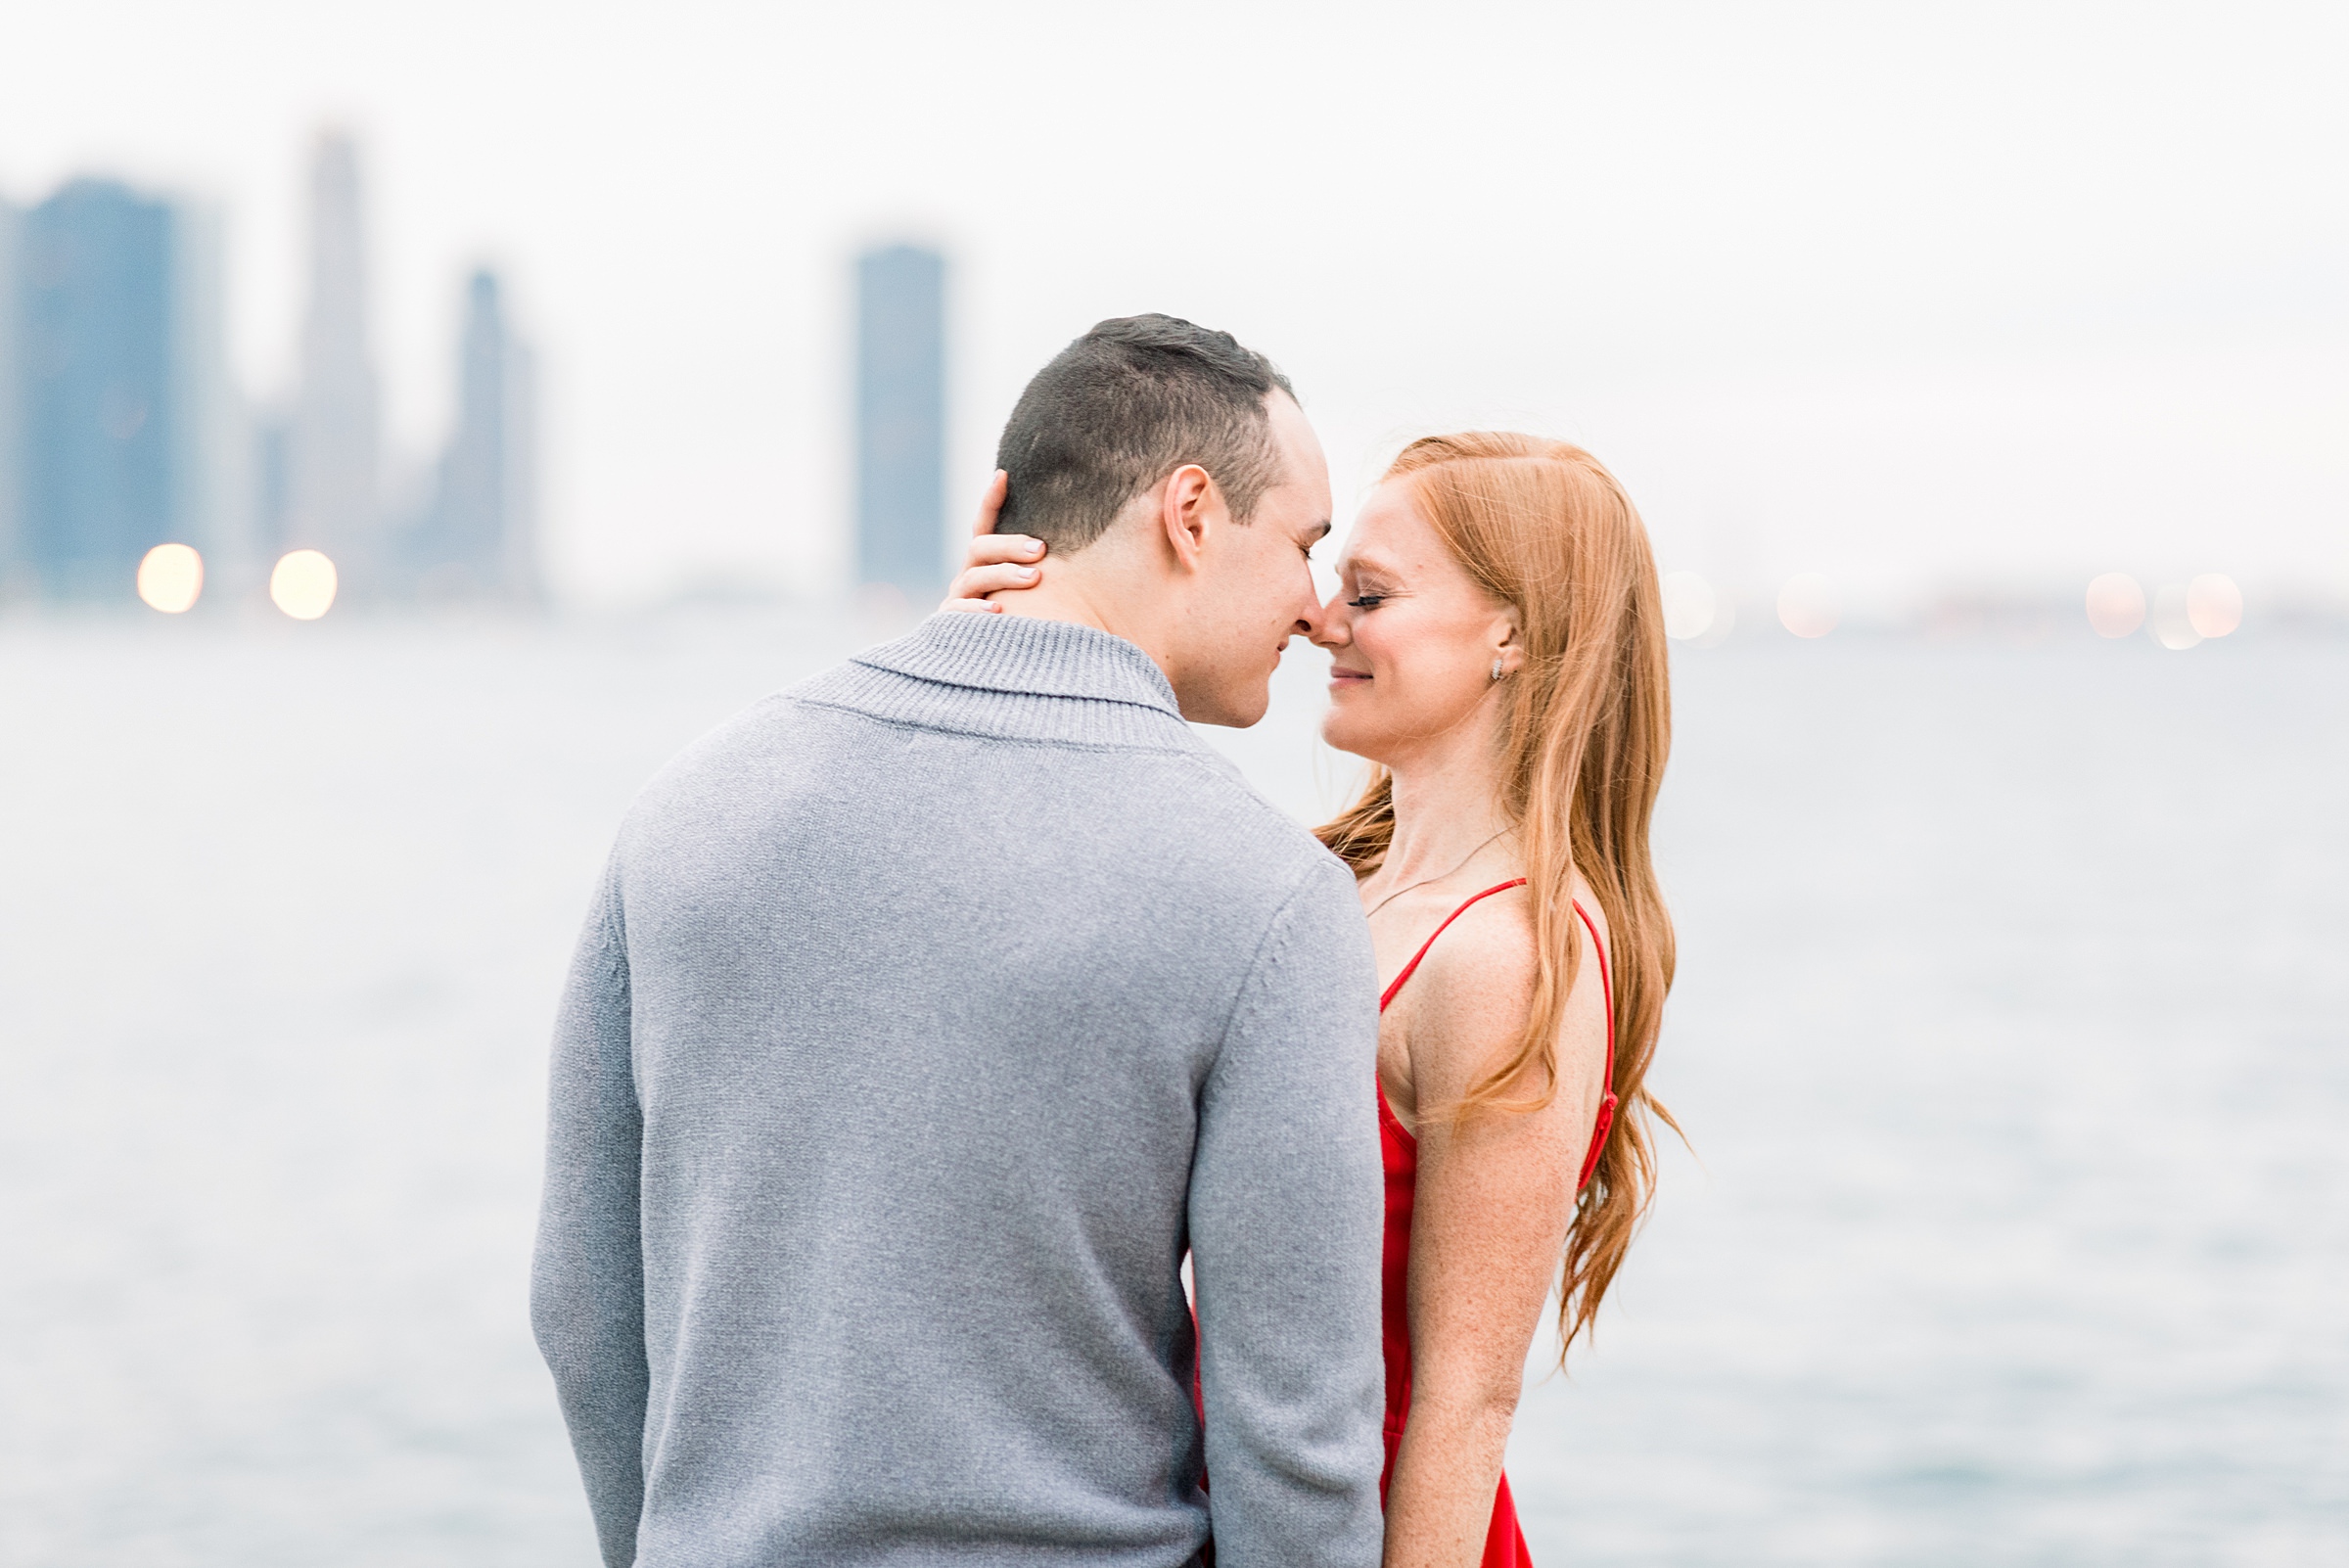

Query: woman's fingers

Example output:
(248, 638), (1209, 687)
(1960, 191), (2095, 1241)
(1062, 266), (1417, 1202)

(965, 533), (1045, 568)
(938, 562), (1042, 613)
(937, 539), (1043, 612)
(969, 469), (1010, 538)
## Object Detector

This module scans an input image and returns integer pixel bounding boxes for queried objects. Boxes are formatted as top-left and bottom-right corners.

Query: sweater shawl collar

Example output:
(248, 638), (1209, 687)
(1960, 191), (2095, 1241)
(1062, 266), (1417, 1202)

(802, 611), (1194, 748)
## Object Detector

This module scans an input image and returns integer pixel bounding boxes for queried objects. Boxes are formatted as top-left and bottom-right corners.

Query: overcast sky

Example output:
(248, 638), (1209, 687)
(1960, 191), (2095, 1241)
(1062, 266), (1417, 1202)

(4, 0), (2343, 608)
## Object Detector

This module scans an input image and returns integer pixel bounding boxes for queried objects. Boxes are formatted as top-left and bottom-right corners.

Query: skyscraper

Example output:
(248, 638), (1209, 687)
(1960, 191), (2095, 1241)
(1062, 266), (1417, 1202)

(3, 180), (235, 603)
(855, 245), (945, 600)
(407, 268), (539, 599)
(288, 130), (382, 580)
(17, 183), (174, 597)
(0, 197), (22, 588)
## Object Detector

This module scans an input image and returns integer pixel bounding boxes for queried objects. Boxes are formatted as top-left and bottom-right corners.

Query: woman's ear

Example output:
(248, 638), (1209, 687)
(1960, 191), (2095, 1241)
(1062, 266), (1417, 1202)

(1495, 606), (1526, 675)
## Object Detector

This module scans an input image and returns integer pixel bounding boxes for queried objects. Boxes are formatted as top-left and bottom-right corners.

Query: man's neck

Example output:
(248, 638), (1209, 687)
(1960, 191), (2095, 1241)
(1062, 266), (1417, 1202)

(990, 572), (1178, 689)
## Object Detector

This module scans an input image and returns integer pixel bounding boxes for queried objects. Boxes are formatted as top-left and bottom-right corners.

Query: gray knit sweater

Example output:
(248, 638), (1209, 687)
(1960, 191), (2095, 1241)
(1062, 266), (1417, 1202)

(530, 611), (1385, 1568)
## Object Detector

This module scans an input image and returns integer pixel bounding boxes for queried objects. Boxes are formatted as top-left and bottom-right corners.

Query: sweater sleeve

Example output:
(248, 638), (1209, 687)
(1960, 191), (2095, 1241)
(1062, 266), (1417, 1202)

(1188, 855), (1387, 1568)
(529, 865), (649, 1567)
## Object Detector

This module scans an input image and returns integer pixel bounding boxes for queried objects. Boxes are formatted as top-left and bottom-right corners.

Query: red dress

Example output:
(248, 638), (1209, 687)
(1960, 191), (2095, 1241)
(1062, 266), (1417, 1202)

(1375, 880), (1618, 1568)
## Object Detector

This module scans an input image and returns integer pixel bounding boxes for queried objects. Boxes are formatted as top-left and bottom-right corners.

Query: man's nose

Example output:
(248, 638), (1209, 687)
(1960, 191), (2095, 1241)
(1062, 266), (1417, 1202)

(1293, 590), (1329, 641)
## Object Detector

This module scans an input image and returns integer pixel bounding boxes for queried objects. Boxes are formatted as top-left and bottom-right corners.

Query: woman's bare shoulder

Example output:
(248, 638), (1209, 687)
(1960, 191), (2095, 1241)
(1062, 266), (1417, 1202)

(1402, 877), (1611, 1115)
(1396, 889), (1541, 1092)
(1408, 884), (1538, 993)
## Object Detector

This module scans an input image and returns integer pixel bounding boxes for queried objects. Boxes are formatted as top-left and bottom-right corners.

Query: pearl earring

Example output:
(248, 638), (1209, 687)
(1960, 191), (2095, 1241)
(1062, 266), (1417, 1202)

(1491, 658), (1504, 681)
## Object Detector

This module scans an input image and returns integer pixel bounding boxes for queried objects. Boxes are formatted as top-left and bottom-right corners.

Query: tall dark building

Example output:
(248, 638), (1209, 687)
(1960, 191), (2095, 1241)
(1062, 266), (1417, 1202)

(15, 182), (182, 598)
(855, 245), (945, 599)
(402, 268), (537, 600)
(6, 180), (235, 603)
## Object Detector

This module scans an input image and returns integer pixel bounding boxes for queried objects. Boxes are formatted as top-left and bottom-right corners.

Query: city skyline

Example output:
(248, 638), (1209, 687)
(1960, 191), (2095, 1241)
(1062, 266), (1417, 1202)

(0, 131), (539, 612)
(1, 2), (2343, 620)
(0, 150), (2302, 647)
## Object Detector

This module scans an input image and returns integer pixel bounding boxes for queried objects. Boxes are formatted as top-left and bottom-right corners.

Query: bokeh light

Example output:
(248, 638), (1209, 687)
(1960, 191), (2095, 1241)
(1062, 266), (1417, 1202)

(2084, 573), (2145, 638)
(1661, 571), (1717, 642)
(2188, 574), (2243, 638)
(2150, 584), (2201, 650)
(1777, 574), (1838, 638)
(135, 543), (204, 614)
(269, 550), (340, 621)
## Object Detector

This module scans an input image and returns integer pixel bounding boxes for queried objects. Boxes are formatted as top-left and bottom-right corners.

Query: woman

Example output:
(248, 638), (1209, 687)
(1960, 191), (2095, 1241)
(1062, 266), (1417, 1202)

(950, 433), (1675, 1567)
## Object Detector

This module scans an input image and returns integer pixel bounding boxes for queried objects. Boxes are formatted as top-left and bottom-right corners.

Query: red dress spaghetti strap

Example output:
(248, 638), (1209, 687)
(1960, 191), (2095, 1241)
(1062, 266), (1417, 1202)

(1376, 880), (1619, 1568)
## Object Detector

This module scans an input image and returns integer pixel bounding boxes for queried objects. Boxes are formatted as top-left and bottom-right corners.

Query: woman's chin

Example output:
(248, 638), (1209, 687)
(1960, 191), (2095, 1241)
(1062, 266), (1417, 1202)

(1318, 715), (1386, 765)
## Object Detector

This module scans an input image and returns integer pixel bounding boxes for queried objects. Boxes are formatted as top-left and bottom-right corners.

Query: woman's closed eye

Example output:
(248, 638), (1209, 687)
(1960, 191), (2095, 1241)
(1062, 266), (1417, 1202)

(1347, 594), (1388, 610)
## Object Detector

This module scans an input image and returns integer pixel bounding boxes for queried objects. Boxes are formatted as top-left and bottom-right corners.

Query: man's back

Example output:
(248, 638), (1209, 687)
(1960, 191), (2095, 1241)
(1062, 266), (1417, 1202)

(532, 612), (1384, 1567)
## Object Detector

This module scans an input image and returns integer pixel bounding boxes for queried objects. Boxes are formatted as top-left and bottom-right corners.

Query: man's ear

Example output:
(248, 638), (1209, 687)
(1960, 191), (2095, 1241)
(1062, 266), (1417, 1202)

(1157, 464), (1218, 572)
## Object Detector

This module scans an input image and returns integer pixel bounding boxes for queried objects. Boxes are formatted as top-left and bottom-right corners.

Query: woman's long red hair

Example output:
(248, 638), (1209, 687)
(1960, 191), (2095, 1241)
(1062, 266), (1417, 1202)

(1316, 432), (1678, 1359)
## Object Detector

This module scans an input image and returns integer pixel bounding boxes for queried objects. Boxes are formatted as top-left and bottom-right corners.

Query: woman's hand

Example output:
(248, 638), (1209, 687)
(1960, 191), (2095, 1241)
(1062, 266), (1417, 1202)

(940, 470), (1049, 613)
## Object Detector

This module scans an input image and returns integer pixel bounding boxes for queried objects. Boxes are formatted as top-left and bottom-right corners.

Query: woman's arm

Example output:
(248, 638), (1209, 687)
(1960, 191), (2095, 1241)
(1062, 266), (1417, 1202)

(1381, 898), (1611, 1568)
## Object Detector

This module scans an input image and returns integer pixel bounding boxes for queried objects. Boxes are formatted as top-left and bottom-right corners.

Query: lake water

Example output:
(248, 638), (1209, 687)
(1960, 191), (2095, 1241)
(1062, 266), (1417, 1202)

(3, 611), (2343, 1566)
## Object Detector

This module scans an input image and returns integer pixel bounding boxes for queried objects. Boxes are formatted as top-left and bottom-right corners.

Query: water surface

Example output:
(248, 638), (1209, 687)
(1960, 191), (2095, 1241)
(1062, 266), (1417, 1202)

(2, 613), (2340, 1565)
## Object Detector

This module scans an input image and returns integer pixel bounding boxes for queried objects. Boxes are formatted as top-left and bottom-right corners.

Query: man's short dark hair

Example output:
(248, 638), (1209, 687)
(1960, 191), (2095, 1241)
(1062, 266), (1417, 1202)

(993, 314), (1298, 551)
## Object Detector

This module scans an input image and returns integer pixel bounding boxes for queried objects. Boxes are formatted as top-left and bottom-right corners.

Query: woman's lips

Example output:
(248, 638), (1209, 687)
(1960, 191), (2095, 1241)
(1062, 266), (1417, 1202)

(1328, 669), (1371, 684)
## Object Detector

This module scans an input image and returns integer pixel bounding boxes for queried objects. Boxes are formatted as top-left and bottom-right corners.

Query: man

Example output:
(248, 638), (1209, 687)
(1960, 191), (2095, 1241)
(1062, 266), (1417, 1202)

(532, 315), (1385, 1567)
